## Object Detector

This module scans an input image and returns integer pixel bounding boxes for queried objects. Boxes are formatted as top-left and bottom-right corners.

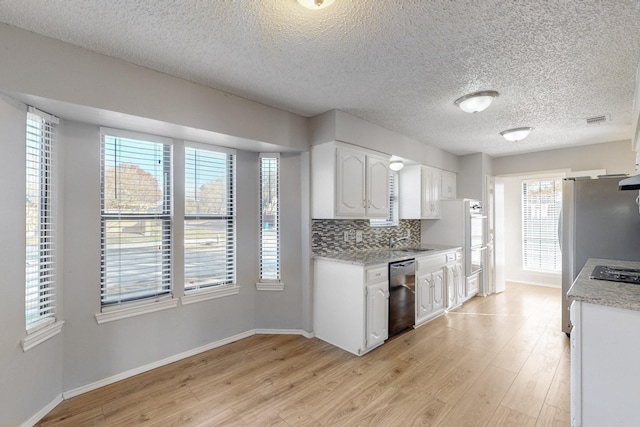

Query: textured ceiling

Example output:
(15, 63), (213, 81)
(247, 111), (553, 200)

(0, 0), (639, 157)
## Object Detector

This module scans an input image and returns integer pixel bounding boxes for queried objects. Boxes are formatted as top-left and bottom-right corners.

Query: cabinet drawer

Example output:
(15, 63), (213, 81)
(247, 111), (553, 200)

(416, 255), (446, 273)
(366, 266), (388, 284)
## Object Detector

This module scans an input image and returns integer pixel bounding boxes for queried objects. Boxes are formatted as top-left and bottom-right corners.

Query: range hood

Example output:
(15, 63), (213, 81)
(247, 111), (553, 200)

(619, 174), (640, 190)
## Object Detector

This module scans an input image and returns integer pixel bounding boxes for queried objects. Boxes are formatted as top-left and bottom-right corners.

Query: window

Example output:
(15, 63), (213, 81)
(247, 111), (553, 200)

(184, 145), (236, 292)
(100, 130), (172, 307)
(522, 178), (562, 272)
(370, 171), (399, 227)
(25, 108), (58, 331)
(259, 154), (280, 282)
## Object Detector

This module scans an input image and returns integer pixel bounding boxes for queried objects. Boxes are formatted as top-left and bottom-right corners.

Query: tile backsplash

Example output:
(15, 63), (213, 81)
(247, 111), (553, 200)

(312, 219), (421, 256)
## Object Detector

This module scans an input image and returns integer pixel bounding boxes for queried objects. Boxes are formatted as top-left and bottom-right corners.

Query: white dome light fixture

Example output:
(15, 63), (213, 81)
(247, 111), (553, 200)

(389, 160), (404, 171)
(297, 0), (335, 9)
(500, 127), (533, 142)
(454, 90), (499, 113)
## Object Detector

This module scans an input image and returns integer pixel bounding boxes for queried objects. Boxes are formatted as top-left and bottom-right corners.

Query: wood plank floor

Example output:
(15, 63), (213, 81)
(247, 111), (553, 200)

(38, 282), (569, 426)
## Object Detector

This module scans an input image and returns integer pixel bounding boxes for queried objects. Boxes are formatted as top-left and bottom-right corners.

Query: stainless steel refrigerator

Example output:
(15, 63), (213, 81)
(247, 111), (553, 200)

(561, 176), (640, 334)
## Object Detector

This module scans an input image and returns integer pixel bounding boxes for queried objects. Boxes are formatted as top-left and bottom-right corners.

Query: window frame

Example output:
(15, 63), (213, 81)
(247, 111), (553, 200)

(183, 143), (237, 297)
(23, 107), (64, 351)
(98, 128), (174, 313)
(257, 153), (282, 289)
(370, 170), (399, 228)
(521, 177), (563, 273)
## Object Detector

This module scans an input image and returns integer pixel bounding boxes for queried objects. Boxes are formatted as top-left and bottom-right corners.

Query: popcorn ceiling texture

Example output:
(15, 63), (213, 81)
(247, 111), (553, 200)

(0, 1), (639, 157)
(312, 219), (421, 256)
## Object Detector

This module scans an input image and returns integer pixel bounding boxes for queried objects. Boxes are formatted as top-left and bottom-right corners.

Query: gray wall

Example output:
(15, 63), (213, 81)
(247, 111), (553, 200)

(0, 96), (64, 425)
(0, 98), (308, 424)
(60, 119), (307, 391)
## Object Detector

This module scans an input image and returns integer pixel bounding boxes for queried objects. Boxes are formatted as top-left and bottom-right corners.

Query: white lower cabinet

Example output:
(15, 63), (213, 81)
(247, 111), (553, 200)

(446, 251), (465, 310)
(366, 281), (389, 350)
(314, 259), (388, 356)
(415, 254), (447, 326)
(570, 300), (640, 426)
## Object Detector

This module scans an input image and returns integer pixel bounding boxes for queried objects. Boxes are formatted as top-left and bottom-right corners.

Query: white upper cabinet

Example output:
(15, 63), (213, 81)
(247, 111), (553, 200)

(312, 142), (390, 219)
(440, 170), (457, 200)
(335, 147), (366, 216)
(399, 164), (441, 219)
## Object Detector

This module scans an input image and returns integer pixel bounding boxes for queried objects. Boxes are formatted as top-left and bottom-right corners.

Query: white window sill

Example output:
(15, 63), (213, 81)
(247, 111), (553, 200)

(256, 281), (284, 291)
(181, 285), (240, 305)
(22, 320), (64, 352)
(95, 298), (178, 324)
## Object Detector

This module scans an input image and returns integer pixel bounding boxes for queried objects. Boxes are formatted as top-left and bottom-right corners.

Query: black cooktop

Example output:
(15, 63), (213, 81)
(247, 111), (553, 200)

(590, 265), (640, 284)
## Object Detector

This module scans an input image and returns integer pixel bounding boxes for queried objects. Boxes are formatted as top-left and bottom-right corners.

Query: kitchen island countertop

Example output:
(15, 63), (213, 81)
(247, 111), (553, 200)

(568, 257), (640, 312)
(313, 244), (461, 266)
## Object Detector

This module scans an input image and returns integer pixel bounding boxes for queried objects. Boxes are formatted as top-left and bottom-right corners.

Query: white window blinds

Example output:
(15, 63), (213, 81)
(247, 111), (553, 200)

(370, 171), (399, 227)
(259, 154), (280, 281)
(25, 109), (58, 330)
(522, 178), (562, 272)
(184, 146), (236, 291)
(100, 132), (172, 307)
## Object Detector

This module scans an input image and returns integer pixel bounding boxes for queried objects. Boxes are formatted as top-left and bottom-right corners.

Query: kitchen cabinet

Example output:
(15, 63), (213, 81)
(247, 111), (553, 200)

(415, 253), (447, 326)
(311, 142), (390, 219)
(446, 250), (464, 310)
(399, 165), (441, 219)
(314, 259), (389, 355)
(440, 170), (457, 200)
(570, 300), (640, 426)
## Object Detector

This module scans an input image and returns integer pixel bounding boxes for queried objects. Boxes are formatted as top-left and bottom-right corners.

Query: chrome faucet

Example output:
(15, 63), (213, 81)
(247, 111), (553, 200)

(389, 235), (410, 248)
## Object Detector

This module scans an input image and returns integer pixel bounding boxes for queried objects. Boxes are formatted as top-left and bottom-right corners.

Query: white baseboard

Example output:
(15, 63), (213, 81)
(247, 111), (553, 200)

(21, 394), (63, 427)
(62, 328), (313, 400)
(255, 328), (315, 339)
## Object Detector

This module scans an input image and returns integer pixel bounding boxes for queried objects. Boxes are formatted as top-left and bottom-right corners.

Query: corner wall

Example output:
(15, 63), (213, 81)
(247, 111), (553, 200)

(0, 96), (64, 426)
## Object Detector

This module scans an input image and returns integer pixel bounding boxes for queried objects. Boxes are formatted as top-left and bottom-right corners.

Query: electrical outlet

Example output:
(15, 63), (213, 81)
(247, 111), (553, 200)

(355, 230), (363, 243)
(343, 231), (350, 242)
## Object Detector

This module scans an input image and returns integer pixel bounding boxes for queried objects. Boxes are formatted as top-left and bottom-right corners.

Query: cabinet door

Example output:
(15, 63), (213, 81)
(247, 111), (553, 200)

(366, 154), (390, 218)
(432, 269), (445, 312)
(431, 170), (441, 218)
(421, 168), (433, 218)
(366, 281), (388, 350)
(416, 274), (432, 324)
(446, 265), (456, 309)
(455, 263), (465, 301)
(336, 147), (366, 216)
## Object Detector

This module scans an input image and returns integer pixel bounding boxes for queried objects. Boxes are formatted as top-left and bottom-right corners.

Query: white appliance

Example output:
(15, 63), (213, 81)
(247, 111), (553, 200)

(561, 176), (640, 334)
(421, 199), (486, 295)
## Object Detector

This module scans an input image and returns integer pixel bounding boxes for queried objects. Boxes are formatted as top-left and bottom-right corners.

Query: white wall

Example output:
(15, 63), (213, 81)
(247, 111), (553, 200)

(493, 140), (635, 176)
(500, 173), (563, 287)
(309, 110), (460, 172)
(0, 23), (308, 153)
(494, 140), (636, 288)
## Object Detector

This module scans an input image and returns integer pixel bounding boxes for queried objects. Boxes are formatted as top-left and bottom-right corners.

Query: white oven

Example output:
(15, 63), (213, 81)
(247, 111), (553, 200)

(466, 201), (486, 276)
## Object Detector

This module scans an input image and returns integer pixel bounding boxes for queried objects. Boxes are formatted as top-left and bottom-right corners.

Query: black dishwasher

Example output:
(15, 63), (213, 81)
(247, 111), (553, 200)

(388, 259), (416, 336)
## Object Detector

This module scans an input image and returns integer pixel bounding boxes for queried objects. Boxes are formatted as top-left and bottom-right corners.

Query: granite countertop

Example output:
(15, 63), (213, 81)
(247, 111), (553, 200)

(313, 244), (461, 266)
(568, 258), (640, 312)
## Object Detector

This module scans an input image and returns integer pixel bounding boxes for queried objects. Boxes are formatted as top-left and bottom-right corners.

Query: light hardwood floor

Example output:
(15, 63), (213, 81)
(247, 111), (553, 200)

(38, 282), (570, 426)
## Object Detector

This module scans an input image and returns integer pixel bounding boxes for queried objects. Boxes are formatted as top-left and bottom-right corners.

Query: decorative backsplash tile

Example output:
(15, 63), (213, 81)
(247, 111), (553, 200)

(312, 219), (421, 256)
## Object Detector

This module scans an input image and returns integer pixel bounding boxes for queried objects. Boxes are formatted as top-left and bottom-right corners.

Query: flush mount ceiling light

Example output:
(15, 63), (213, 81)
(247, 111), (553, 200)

(500, 127), (533, 142)
(389, 160), (404, 171)
(454, 90), (499, 113)
(297, 0), (335, 9)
